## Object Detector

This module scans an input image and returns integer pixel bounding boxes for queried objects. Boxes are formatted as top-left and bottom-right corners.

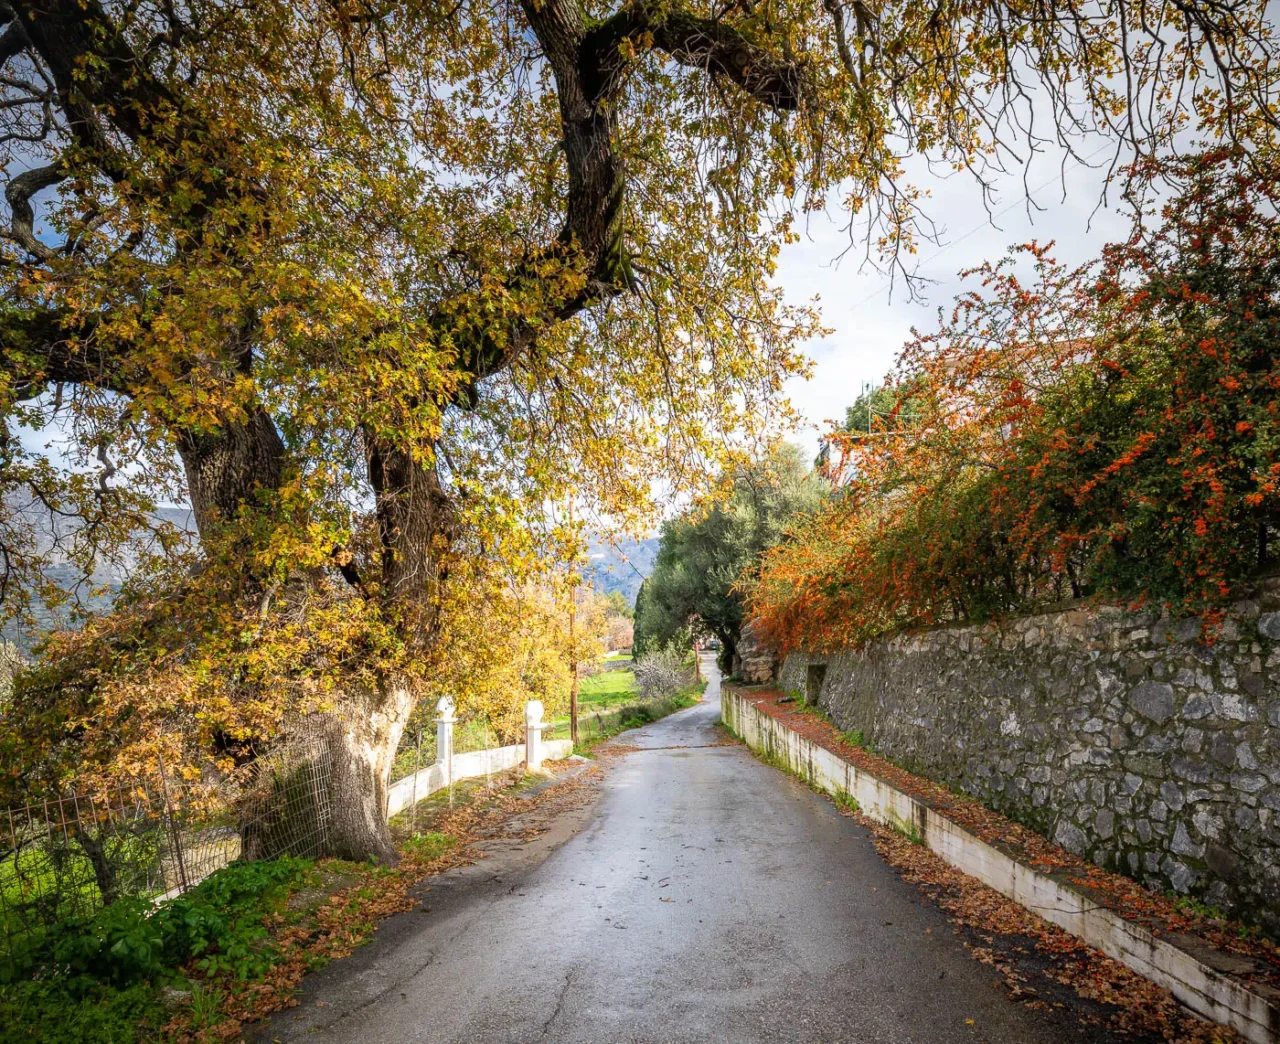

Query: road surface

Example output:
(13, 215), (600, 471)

(258, 660), (1106, 1043)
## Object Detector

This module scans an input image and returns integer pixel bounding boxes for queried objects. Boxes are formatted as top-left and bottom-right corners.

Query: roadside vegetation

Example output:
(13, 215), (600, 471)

(559, 681), (707, 755)
(546, 646), (706, 753)
(751, 151), (1280, 652)
(1, 856), (332, 1043)
(0, 0), (1276, 1037)
(0, 762), (592, 1044)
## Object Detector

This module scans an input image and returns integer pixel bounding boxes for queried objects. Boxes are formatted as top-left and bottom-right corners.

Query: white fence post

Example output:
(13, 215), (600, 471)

(524, 699), (544, 771)
(436, 695), (456, 785)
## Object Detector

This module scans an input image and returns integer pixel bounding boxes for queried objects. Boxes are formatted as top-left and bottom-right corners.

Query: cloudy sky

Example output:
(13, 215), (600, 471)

(777, 142), (1135, 455)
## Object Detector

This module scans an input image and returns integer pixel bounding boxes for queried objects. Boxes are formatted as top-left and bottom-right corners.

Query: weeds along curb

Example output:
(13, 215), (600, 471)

(722, 686), (1280, 1044)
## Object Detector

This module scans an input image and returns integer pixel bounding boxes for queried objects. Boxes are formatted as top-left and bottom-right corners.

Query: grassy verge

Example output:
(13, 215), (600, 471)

(550, 679), (706, 755)
(0, 766), (552, 1043)
(578, 667), (637, 707)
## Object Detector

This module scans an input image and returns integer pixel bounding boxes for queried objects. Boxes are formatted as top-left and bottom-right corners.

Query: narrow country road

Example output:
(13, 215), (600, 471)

(258, 660), (1102, 1043)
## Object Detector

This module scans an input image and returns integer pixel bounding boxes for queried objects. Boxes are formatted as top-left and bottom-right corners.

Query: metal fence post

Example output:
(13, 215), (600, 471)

(155, 752), (189, 894)
(409, 727), (422, 836)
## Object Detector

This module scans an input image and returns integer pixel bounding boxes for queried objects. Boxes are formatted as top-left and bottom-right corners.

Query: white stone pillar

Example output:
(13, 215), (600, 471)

(436, 695), (456, 785)
(524, 699), (545, 772)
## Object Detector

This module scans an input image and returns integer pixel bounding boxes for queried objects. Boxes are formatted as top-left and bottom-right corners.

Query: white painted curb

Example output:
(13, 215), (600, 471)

(723, 688), (1280, 1044)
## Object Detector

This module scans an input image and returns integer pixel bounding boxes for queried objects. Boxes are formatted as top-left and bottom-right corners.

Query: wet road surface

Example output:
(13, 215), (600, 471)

(258, 659), (1098, 1043)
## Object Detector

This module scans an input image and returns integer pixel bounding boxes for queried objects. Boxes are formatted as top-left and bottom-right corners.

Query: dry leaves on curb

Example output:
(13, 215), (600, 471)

(845, 805), (1239, 1044)
(743, 686), (1279, 990)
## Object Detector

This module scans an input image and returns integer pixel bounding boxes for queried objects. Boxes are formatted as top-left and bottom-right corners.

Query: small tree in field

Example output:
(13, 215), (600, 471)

(634, 645), (690, 701)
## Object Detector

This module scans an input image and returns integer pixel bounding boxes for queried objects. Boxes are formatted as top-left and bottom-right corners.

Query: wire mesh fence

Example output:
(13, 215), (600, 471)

(0, 734), (335, 966)
(389, 716), (515, 784)
(1, 695), (631, 969)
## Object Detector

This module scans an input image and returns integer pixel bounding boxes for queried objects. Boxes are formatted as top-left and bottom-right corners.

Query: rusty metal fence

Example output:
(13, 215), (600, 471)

(0, 736), (334, 963)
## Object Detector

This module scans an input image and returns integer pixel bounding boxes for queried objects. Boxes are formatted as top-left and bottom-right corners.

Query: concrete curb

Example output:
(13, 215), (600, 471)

(723, 687), (1280, 1044)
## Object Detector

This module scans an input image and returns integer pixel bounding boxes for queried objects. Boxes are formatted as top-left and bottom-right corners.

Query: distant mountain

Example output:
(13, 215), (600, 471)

(582, 534), (659, 606)
(1, 496), (194, 651)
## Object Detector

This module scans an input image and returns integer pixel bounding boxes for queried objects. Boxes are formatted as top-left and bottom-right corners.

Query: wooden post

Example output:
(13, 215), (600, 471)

(569, 588), (579, 745)
(568, 497), (579, 746)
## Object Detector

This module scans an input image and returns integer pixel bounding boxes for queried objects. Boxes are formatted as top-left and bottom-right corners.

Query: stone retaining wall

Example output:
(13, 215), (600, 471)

(778, 592), (1280, 934)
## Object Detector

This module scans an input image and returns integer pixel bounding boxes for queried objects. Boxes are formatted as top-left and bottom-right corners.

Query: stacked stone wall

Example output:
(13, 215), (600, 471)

(777, 590), (1280, 934)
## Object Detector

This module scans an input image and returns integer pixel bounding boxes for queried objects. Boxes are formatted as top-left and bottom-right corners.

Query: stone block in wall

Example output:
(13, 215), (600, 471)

(735, 617), (777, 684)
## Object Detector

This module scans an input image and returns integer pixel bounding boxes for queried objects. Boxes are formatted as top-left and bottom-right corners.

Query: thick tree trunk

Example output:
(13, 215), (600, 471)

(237, 678), (417, 866)
(721, 634), (737, 675)
(172, 421), (445, 866)
(176, 406), (286, 534)
(318, 676), (418, 864)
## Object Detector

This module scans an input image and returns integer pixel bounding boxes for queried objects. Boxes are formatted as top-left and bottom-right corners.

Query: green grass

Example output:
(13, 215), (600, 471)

(577, 668), (637, 706)
(546, 678), (705, 755)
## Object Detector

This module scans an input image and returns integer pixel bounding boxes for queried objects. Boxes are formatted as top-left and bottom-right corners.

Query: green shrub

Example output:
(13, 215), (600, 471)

(0, 979), (164, 1044)
(5, 856), (311, 990)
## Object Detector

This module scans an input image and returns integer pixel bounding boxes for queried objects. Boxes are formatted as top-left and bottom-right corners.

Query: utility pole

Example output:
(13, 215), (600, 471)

(568, 497), (579, 746)
(569, 592), (579, 745)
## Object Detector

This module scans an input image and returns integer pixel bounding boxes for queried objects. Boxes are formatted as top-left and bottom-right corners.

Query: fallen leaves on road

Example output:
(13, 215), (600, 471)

(164, 760), (602, 1043)
(845, 805), (1239, 1043)
(740, 686), (1280, 992)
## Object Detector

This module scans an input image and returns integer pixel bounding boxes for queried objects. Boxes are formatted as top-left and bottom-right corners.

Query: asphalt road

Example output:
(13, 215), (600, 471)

(258, 660), (1099, 1044)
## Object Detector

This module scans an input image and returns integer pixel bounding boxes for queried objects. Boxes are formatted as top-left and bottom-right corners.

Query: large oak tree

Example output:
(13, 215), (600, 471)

(0, 0), (1276, 860)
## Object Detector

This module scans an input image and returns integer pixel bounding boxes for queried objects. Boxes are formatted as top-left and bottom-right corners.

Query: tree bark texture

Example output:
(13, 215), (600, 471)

(176, 408), (286, 535)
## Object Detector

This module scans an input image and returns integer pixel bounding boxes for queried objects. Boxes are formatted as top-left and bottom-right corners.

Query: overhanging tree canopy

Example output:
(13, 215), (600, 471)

(1, 0), (1277, 859)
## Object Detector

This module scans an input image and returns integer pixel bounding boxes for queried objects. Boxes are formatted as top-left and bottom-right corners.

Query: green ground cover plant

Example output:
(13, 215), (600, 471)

(0, 857), (314, 1043)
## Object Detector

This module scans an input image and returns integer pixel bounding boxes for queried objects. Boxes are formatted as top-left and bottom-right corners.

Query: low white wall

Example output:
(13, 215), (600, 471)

(722, 689), (1279, 1044)
(386, 738), (573, 818)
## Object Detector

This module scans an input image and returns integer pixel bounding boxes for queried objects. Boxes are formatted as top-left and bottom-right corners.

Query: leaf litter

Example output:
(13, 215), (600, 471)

(734, 685), (1265, 1042)
(163, 759), (602, 1042)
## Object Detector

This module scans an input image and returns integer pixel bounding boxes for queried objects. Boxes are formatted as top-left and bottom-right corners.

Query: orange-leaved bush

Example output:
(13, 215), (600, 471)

(751, 151), (1280, 654)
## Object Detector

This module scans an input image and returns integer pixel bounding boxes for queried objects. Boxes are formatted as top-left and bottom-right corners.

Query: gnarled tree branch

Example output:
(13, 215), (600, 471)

(4, 159), (61, 260)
